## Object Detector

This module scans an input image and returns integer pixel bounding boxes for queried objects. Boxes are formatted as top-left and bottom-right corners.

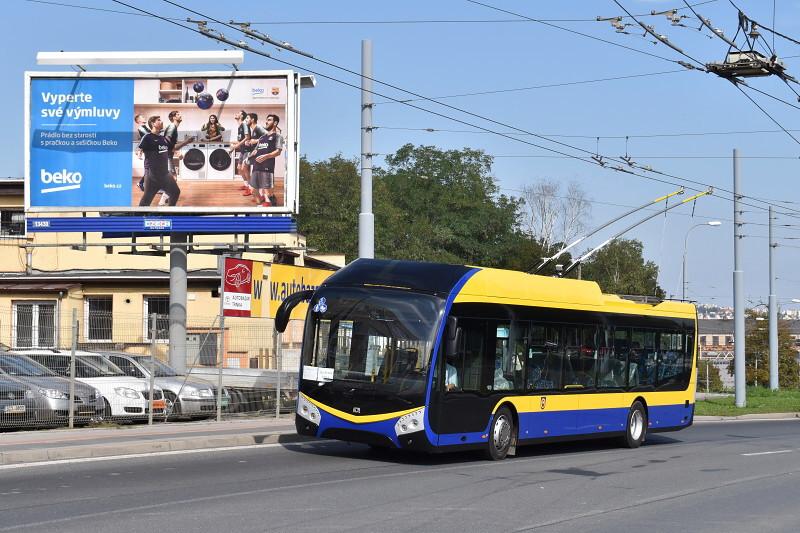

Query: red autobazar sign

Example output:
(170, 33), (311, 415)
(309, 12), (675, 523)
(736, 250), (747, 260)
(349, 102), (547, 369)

(222, 258), (265, 317)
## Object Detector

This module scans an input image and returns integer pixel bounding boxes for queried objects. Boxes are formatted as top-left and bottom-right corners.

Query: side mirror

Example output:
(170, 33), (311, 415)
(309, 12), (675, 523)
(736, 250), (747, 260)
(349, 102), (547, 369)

(275, 289), (315, 333)
(444, 316), (460, 358)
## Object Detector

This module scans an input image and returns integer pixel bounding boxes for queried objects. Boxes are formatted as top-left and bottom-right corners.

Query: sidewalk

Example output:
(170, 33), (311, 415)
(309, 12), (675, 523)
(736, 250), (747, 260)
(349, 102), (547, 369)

(0, 416), (302, 466)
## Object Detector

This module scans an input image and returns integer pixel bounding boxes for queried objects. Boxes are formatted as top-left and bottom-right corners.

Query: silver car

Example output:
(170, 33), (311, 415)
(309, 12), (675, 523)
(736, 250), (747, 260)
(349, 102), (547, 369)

(0, 375), (37, 429)
(0, 353), (103, 426)
(100, 352), (229, 419)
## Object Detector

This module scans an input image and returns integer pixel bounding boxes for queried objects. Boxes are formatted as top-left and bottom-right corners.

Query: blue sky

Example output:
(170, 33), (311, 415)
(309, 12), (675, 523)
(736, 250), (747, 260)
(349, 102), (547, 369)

(4, 0), (800, 307)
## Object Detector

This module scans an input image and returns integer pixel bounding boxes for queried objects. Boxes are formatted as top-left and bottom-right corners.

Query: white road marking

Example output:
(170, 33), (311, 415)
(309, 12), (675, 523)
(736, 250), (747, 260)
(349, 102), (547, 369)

(0, 440), (328, 471)
(741, 449), (793, 456)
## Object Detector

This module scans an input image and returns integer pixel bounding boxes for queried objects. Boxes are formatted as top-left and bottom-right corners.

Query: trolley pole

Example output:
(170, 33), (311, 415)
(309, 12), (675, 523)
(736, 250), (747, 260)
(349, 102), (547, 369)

(768, 206), (779, 390)
(359, 39), (374, 259)
(733, 149), (746, 407)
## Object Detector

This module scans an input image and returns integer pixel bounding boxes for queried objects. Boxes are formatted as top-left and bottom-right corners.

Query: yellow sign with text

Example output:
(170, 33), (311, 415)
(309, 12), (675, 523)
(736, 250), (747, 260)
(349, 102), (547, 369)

(268, 264), (334, 319)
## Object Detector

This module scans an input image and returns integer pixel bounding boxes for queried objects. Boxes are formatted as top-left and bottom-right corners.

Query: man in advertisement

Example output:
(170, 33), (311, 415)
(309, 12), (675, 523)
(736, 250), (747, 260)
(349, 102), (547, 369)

(250, 114), (284, 207)
(159, 110), (195, 205)
(134, 114), (150, 189)
(228, 110), (251, 192)
(241, 112), (267, 200)
(138, 115), (181, 207)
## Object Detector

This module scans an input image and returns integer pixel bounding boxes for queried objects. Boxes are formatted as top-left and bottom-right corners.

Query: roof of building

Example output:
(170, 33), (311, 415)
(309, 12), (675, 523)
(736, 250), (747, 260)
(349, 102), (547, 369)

(699, 318), (800, 335)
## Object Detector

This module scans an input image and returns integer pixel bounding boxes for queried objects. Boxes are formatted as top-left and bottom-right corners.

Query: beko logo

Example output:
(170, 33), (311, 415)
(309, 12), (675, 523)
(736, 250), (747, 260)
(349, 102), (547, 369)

(40, 169), (82, 194)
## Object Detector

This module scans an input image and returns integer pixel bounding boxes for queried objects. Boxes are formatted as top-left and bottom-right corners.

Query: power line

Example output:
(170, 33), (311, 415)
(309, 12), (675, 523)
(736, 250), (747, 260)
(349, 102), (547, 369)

(113, 1), (800, 220)
(25, 0), (719, 25)
(374, 70), (688, 105)
(374, 125), (800, 142)
(464, 0), (686, 65)
(612, 0), (707, 69)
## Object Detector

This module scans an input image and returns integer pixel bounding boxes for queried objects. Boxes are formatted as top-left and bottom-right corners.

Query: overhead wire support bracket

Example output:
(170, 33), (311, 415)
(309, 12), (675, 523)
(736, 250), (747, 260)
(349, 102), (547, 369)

(230, 20), (315, 58)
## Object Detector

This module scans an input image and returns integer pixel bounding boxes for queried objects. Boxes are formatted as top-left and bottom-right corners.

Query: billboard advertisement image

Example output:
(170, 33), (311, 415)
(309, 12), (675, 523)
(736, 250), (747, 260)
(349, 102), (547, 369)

(26, 70), (299, 214)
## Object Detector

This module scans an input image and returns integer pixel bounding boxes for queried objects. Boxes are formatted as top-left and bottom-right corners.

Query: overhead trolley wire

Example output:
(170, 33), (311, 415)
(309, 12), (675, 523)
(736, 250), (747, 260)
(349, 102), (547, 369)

(112, 0), (800, 221)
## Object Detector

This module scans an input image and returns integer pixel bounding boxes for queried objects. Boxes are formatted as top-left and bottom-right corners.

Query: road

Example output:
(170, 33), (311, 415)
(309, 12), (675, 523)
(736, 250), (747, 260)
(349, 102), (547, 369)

(1, 420), (799, 532)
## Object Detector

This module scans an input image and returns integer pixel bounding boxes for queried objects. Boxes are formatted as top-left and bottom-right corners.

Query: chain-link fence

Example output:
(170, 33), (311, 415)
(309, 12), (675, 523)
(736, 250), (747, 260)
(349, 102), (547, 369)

(0, 303), (304, 431)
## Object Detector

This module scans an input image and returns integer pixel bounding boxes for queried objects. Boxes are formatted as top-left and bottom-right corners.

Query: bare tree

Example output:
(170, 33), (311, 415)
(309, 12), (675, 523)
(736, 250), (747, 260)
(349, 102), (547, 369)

(521, 180), (559, 251)
(521, 179), (591, 253)
(560, 181), (591, 245)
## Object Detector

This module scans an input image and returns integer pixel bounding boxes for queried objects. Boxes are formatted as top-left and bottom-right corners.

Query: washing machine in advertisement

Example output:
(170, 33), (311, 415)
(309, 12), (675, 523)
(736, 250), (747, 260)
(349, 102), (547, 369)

(181, 143), (207, 180)
(206, 143), (235, 180)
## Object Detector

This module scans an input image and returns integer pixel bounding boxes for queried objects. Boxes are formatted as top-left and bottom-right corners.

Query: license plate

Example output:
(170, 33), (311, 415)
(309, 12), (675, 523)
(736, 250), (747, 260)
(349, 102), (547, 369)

(3, 405), (26, 414)
(152, 399), (166, 410)
(78, 408), (95, 415)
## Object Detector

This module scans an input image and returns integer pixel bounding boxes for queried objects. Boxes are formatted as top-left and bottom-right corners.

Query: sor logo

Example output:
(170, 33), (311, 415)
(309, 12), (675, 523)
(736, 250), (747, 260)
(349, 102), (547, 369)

(40, 169), (83, 193)
(225, 264), (252, 288)
(251, 87), (265, 95)
(271, 87), (280, 95)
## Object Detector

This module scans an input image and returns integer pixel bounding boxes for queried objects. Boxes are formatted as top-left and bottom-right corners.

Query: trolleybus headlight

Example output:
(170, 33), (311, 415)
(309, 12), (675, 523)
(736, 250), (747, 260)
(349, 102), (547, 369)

(394, 408), (425, 436)
(297, 395), (321, 424)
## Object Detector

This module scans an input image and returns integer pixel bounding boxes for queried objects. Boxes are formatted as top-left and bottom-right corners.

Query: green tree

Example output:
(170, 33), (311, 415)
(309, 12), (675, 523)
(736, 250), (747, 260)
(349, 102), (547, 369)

(375, 144), (524, 267)
(297, 155), (361, 260)
(696, 359), (724, 392)
(579, 238), (665, 297)
(728, 318), (800, 388)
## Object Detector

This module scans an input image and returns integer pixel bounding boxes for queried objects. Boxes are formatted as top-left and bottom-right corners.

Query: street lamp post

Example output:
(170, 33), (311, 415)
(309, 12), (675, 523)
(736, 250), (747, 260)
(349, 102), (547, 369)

(682, 221), (722, 300)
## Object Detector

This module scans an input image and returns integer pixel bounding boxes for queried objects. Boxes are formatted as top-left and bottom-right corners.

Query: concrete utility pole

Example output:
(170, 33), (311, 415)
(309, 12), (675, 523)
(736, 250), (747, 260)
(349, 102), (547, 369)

(359, 39), (375, 259)
(733, 149), (746, 407)
(169, 233), (188, 374)
(769, 206), (779, 390)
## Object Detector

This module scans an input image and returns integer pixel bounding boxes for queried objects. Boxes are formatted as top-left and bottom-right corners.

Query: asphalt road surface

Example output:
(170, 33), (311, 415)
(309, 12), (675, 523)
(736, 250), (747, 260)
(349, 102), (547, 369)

(1, 420), (799, 533)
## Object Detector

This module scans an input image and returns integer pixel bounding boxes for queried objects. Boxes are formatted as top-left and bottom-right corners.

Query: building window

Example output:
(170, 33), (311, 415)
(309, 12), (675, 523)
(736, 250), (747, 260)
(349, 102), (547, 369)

(144, 296), (169, 340)
(712, 335), (719, 346)
(13, 301), (57, 348)
(726, 336), (733, 345)
(700, 336), (707, 346)
(85, 296), (113, 341)
(0, 209), (25, 237)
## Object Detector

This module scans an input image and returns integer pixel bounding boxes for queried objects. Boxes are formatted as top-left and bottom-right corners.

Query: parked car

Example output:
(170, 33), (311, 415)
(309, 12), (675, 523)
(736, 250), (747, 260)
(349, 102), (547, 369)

(0, 373), (39, 428)
(0, 353), (103, 425)
(12, 350), (166, 422)
(99, 352), (229, 419)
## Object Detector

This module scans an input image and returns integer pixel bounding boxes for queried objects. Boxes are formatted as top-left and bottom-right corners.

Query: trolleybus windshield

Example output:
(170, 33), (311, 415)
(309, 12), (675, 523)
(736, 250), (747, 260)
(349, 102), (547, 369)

(302, 287), (443, 411)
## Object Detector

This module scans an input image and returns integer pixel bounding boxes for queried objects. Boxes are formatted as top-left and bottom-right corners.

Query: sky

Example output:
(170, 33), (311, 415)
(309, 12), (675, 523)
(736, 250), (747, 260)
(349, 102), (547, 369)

(3, 0), (800, 307)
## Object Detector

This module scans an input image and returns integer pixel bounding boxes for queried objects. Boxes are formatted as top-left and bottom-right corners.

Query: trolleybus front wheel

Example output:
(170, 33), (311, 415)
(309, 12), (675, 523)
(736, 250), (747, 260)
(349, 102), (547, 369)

(622, 401), (647, 448)
(485, 406), (514, 460)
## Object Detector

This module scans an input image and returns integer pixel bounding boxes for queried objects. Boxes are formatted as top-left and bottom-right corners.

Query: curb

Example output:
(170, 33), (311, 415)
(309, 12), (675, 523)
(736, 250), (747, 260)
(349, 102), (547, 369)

(695, 413), (800, 422)
(0, 430), (310, 466)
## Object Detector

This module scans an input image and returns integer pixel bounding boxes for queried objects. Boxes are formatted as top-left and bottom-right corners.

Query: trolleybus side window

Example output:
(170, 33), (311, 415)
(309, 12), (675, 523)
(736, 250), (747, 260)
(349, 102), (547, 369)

(631, 329), (658, 387)
(564, 326), (598, 388)
(492, 321), (525, 392)
(658, 331), (685, 388)
(600, 328), (628, 388)
(527, 325), (561, 391)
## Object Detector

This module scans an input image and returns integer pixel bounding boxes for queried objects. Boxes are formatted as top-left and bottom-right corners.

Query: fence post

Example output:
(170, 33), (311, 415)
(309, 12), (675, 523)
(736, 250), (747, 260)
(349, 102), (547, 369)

(217, 312), (225, 422)
(706, 361), (710, 393)
(68, 308), (77, 429)
(275, 325), (281, 419)
(148, 313), (157, 425)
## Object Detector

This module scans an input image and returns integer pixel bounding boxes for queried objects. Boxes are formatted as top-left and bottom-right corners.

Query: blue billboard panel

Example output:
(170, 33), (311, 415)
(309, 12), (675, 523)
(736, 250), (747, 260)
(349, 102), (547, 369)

(30, 78), (134, 207)
(26, 72), (298, 214)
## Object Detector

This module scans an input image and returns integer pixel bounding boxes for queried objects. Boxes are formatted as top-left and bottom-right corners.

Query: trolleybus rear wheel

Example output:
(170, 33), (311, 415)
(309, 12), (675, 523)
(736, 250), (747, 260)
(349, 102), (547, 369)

(622, 401), (647, 448)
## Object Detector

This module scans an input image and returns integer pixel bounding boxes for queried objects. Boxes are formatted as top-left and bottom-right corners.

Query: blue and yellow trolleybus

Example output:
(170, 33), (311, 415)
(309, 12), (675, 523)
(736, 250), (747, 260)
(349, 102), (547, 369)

(276, 259), (697, 460)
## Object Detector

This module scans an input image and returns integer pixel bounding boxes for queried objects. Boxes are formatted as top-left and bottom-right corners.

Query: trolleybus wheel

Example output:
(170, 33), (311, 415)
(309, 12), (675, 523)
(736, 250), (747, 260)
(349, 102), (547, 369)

(622, 401), (647, 448)
(485, 406), (514, 460)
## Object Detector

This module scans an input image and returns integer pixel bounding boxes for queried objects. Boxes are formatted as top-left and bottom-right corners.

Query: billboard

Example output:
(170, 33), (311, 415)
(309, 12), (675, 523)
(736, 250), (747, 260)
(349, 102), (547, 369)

(222, 258), (267, 318)
(268, 264), (334, 319)
(25, 70), (299, 214)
